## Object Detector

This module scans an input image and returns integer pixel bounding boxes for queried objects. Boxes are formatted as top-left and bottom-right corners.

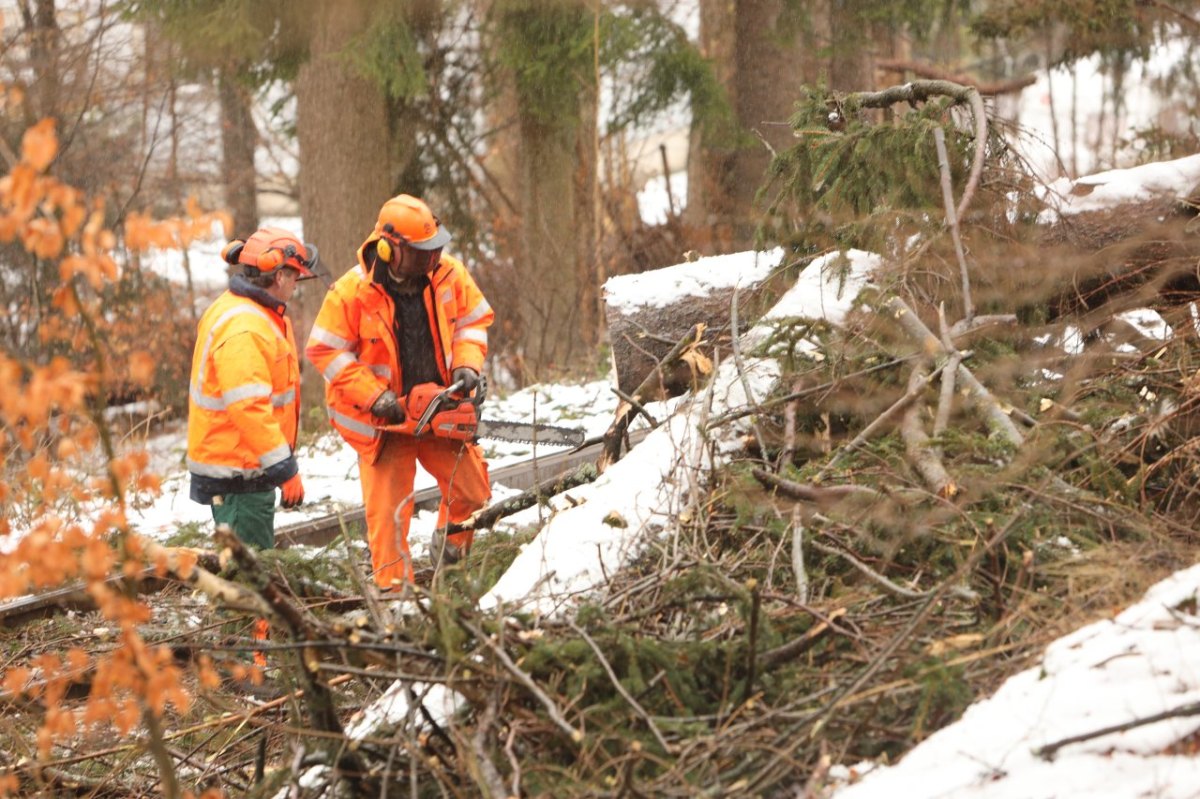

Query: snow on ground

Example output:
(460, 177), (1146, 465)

(12, 91), (1200, 789)
(828, 565), (1200, 799)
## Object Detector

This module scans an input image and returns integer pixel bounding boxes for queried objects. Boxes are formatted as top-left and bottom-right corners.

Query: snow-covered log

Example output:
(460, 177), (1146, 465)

(602, 249), (783, 398)
(1036, 154), (1200, 314)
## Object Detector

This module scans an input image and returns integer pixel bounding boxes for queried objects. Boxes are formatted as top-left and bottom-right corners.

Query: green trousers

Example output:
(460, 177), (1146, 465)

(211, 490), (276, 550)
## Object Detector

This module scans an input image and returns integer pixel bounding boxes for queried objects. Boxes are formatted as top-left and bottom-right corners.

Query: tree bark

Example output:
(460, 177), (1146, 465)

(685, 0), (816, 254)
(26, 0), (61, 122)
(295, 0), (394, 408)
(490, 2), (596, 381)
(217, 64), (259, 237)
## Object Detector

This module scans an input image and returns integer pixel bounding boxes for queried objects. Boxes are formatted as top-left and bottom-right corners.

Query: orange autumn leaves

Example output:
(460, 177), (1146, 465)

(0, 111), (230, 795)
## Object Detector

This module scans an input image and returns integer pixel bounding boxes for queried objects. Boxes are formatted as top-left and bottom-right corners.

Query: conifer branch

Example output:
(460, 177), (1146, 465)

(934, 126), (975, 323)
(847, 79), (987, 220)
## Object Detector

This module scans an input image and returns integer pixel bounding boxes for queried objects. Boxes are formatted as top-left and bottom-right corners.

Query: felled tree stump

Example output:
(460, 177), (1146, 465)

(603, 251), (782, 399)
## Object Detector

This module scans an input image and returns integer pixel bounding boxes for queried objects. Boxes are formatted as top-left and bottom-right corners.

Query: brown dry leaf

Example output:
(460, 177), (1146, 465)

(680, 347), (713, 378)
(927, 633), (984, 657)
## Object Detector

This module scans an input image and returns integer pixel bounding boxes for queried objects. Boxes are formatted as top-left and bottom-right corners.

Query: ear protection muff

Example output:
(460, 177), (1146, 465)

(376, 236), (393, 265)
(256, 244), (298, 273)
(221, 240), (245, 265)
(376, 223), (402, 265)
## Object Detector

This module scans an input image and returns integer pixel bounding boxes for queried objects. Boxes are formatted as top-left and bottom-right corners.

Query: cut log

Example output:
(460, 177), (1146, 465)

(603, 250), (782, 399)
(1035, 158), (1200, 318)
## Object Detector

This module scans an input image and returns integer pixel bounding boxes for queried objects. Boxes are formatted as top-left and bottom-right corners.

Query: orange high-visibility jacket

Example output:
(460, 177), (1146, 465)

(187, 279), (300, 503)
(306, 251), (493, 465)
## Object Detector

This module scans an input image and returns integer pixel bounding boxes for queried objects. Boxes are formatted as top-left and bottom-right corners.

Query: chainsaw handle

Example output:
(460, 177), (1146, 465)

(412, 379), (465, 436)
(473, 374), (488, 409)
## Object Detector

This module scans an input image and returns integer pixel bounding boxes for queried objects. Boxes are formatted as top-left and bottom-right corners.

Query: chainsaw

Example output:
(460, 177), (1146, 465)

(379, 377), (586, 448)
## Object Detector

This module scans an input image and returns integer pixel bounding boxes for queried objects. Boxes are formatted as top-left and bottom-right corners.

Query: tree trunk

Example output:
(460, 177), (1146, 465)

(518, 112), (582, 375)
(828, 0), (876, 92)
(26, 0), (60, 122)
(685, 0), (816, 254)
(574, 52), (601, 356)
(295, 0), (393, 410)
(489, 2), (596, 382)
(217, 65), (259, 237)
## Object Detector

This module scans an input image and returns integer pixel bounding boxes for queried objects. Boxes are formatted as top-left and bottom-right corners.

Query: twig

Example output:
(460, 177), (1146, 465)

(752, 468), (889, 505)
(816, 361), (947, 480)
(933, 304), (961, 438)
(704, 355), (917, 431)
(611, 386), (660, 428)
(444, 463), (598, 535)
(876, 58), (1037, 96)
(567, 619), (671, 753)
(780, 376), (801, 468)
(760, 608), (847, 669)
(730, 281), (768, 460)
(899, 358), (955, 497)
(885, 297), (1024, 447)
(934, 126), (974, 323)
(808, 539), (974, 601)
(741, 579), (762, 704)
(791, 505), (807, 605)
(949, 314), (1017, 340)
(600, 323), (705, 471)
(140, 540), (275, 619)
(468, 692), (510, 798)
(1035, 700), (1200, 760)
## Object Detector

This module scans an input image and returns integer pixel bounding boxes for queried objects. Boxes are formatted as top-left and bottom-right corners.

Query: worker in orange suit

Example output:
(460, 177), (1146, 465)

(188, 226), (316, 544)
(188, 227), (317, 666)
(306, 194), (493, 590)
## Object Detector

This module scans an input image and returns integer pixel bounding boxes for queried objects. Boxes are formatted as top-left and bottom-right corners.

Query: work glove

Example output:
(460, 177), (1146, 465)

(280, 473), (304, 509)
(370, 389), (406, 423)
(452, 367), (479, 395)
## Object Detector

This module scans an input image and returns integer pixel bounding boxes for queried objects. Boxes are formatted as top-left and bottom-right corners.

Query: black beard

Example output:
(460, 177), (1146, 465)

(386, 270), (424, 294)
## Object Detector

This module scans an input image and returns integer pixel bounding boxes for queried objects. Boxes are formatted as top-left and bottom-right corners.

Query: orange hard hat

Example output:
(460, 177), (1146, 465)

(372, 194), (452, 252)
(222, 226), (318, 278)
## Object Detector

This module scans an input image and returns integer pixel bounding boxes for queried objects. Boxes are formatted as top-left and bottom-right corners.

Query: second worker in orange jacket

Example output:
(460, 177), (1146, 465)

(306, 195), (493, 590)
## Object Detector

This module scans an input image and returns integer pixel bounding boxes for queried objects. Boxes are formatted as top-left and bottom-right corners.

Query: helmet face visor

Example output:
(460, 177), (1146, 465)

(408, 245), (442, 273)
(385, 241), (442, 281)
(294, 243), (319, 279)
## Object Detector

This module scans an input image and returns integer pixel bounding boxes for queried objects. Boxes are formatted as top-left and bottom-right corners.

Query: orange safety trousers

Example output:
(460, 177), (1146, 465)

(359, 433), (491, 590)
(253, 618), (270, 668)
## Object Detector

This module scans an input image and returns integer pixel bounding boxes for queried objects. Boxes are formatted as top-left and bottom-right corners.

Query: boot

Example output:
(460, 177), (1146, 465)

(429, 527), (464, 568)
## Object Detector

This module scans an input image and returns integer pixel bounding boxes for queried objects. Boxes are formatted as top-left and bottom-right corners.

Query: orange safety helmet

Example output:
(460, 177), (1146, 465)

(222, 226), (318, 279)
(371, 194), (452, 264)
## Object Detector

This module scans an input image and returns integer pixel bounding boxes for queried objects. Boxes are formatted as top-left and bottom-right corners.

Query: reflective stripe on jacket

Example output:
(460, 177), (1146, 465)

(187, 279), (300, 503)
(306, 251), (493, 464)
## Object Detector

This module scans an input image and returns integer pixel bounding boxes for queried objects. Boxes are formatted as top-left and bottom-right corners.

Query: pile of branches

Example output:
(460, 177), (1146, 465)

(5, 259), (1198, 798)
